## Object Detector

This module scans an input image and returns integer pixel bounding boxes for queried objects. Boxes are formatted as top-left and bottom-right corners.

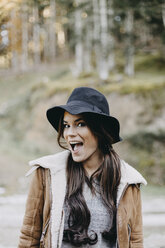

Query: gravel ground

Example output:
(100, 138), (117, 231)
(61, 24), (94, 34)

(0, 193), (165, 248)
(142, 195), (165, 248)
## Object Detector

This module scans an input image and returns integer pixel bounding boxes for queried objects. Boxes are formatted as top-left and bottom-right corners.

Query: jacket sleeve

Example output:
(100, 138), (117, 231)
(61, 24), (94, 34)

(18, 167), (45, 248)
(130, 185), (144, 248)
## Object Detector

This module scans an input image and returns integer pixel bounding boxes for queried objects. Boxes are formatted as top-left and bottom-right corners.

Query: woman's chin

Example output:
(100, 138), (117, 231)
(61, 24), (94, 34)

(71, 154), (84, 163)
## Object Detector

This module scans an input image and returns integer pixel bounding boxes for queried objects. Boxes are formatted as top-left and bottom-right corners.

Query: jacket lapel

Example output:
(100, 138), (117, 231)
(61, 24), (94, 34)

(117, 160), (147, 206)
(28, 150), (69, 248)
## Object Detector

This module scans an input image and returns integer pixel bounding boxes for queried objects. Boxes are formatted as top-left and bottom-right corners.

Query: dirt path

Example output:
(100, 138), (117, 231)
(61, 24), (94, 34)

(0, 193), (165, 248)
(142, 195), (165, 248)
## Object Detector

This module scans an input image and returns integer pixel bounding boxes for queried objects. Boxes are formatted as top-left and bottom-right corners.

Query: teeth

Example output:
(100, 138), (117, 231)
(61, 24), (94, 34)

(70, 142), (79, 144)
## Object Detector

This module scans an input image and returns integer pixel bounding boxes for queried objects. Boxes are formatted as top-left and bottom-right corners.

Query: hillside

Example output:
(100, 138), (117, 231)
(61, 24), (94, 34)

(0, 55), (165, 194)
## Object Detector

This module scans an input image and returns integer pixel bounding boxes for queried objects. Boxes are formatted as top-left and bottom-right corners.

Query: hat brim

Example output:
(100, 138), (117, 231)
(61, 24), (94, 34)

(46, 104), (122, 144)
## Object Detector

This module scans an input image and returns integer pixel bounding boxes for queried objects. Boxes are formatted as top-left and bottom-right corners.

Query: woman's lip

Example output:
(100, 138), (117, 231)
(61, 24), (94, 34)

(69, 140), (82, 143)
(70, 141), (81, 147)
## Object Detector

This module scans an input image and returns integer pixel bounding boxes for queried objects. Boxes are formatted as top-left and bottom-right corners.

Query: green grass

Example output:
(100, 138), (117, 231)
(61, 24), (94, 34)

(135, 53), (165, 72)
(0, 53), (165, 99)
(100, 79), (165, 95)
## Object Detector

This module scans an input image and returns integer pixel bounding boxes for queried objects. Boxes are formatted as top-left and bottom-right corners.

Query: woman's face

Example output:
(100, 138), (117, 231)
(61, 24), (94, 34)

(63, 111), (102, 166)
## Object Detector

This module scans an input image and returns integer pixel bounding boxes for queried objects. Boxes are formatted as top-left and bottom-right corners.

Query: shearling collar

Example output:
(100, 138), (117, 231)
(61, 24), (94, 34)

(26, 150), (70, 176)
(27, 150), (147, 187)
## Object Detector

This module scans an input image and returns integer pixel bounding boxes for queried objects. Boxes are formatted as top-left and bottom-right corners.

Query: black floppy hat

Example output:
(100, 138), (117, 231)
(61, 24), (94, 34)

(46, 87), (122, 144)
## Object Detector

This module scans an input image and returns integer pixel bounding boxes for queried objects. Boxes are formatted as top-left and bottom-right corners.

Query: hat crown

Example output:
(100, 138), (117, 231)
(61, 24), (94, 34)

(67, 87), (110, 115)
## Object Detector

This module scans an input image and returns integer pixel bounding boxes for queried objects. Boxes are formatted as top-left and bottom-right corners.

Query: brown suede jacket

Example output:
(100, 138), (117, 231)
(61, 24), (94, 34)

(18, 150), (147, 248)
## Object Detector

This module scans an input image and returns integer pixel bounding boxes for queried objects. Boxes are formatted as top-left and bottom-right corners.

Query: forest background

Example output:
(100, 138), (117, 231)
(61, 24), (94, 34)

(0, 0), (165, 246)
(0, 0), (165, 190)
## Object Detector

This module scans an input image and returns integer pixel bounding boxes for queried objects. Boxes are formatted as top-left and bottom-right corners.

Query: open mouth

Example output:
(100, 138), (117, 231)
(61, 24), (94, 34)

(70, 142), (83, 151)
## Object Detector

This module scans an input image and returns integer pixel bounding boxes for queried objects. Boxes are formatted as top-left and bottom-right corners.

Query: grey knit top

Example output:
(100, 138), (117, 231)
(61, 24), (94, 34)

(62, 180), (116, 248)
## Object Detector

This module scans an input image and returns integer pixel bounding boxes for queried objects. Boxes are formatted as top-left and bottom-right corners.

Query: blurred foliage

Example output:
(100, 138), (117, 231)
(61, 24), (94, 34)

(0, 0), (165, 78)
(125, 131), (165, 185)
(127, 131), (165, 152)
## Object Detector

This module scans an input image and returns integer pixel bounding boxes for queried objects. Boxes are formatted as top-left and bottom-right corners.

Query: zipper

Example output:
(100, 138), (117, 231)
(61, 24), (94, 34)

(40, 218), (50, 247)
(128, 223), (131, 241)
(116, 183), (129, 248)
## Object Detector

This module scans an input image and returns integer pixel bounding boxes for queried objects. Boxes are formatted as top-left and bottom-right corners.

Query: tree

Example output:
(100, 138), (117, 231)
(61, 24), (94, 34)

(162, 2), (165, 27)
(49, 0), (56, 61)
(99, 0), (109, 80)
(107, 0), (115, 72)
(124, 8), (134, 76)
(32, 1), (40, 65)
(10, 8), (19, 70)
(0, 0), (165, 75)
(74, 0), (84, 76)
(92, 0), (100, 72)
(21, 1), (28, 71)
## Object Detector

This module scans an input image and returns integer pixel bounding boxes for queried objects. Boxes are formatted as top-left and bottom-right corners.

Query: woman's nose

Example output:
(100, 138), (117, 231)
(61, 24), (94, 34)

(67, 126), (77, 136)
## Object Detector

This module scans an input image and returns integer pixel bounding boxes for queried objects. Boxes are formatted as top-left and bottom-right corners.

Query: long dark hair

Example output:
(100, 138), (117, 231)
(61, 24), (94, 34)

(58, 112), (121, 246)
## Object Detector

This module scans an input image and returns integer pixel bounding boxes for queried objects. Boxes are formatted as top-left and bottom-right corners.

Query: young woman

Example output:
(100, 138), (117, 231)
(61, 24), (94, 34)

(18, 87), (147, 248)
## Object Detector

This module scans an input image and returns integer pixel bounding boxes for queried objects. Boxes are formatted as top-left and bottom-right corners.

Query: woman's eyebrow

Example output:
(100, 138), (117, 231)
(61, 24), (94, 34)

(74, 118), (83, 123)
(63, 118), (83, 123)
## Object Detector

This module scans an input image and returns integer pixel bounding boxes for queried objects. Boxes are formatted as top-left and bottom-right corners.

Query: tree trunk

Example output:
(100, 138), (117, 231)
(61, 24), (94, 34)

(162, 3), (165, 27)
(43, 21), (49, 62)
(49, 0), (56, 62)
(107, 0), (115, 72)
(74, 0), (83, 76)
(99, 0), (109, 80)
(92, 0), (100, 72)
(161, 3), (165, 55)
(84, 25), (92, 73)
(10, 9), (18, 71)
(21, 2), (28, 71)
(33, 4), (40, 65)
(124, 9), (134, 77)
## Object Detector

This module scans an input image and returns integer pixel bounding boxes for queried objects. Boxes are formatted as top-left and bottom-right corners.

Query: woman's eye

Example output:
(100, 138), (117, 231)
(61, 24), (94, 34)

(63, 124), (69, 128)
(77, 122), (86, 127)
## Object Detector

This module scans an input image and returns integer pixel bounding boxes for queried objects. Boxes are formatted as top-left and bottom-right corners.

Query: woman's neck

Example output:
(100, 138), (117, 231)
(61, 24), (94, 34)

(83, 152), (104, 177)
